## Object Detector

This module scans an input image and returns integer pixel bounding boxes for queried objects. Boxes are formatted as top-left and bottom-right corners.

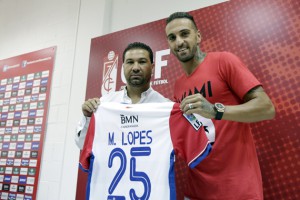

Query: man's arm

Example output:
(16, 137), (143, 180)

(75, 116), (91, 149)
(181, 86), (275, 123)
(75, 98), (100, 149)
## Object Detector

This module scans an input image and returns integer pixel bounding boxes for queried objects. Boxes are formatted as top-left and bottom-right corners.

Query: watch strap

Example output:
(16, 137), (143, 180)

(214, 103), (225, 120)
(215, 111), (224, 120)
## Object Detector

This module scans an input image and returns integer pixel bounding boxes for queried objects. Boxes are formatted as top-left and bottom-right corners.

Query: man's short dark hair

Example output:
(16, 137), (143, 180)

(122, 42), (154, 64)
(166, 12), (198, 30)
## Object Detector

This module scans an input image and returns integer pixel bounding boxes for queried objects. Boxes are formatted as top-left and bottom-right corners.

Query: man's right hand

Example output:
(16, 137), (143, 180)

(82, 98), (100, 117)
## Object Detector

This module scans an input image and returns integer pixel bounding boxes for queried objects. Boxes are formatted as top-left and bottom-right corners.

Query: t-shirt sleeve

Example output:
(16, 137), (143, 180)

(79, 114), (96, 172)
(169, 103), (212, 169)
(219, 52), (262, 99)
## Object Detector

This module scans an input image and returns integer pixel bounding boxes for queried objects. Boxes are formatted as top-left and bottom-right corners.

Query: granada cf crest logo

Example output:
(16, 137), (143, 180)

(101, 51), (118, 95)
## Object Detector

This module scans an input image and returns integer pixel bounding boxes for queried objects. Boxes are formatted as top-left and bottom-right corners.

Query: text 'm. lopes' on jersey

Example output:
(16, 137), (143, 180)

(79, 102), (211, 200)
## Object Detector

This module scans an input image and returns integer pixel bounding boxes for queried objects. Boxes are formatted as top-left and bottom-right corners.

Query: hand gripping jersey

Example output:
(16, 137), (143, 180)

(79, 102), (211, 200)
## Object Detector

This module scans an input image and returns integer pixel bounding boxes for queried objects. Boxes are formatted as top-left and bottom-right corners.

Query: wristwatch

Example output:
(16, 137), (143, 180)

(214, 103), (225, 120)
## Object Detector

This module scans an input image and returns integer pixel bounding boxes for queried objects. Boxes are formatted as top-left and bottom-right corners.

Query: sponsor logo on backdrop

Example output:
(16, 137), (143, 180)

(18, 185), (25, 192)
(151, 49), (170, 87)
(2, 183), (10, 191)
(4, 175), (11, 183)
(6, 159), (14, 166)
(101, 51), (118, 95)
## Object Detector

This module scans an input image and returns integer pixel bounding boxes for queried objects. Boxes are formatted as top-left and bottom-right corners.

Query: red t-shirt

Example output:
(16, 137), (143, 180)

(174, 52), (263, 200)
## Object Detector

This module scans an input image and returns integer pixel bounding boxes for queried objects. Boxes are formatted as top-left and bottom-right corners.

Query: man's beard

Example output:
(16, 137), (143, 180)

(176, 45), (197, 62)
(178, 53), (195, 62)
(127, 76), (150, 87)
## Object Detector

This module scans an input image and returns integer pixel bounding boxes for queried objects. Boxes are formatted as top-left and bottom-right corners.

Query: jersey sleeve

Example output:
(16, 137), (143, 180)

(219, 52), (262, 99)
(169, 103), (212, 169)
(79, 114), (96, 172)
(75, 116), (91, 150)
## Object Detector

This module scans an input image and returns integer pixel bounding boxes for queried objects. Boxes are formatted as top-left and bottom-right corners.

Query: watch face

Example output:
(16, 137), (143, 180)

(215, 103), (225, 112)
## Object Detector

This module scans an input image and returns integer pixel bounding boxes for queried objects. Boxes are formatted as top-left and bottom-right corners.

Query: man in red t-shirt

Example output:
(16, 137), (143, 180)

(165, 12), (276, 200)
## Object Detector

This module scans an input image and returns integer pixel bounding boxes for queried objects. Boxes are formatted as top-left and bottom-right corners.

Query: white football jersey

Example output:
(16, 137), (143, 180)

(79, 102), (211, 200)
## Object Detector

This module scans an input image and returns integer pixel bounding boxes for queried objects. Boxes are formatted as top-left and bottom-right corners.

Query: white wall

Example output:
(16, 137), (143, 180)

(109, 0), (228, 33)
(0, 1), (81, 200)
(0, 0), (227, 199)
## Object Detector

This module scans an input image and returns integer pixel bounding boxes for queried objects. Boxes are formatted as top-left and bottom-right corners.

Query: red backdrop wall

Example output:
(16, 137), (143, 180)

(0, 47), (56, 200)
(76, 0), (300, 199)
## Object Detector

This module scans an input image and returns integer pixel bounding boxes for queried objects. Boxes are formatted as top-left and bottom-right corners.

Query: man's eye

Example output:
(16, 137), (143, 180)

(168, 36), (175, 41)
(181, 32), (189, 37)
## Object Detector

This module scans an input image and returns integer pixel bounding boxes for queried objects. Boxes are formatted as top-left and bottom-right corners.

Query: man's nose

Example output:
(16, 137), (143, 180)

(132, 62), (140, 71)
(176, 37), (184, 46)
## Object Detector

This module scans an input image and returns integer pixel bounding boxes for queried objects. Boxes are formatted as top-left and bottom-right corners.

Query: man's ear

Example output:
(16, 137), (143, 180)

(197, 30), (201, 44)
(151, 63), (155, 76)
